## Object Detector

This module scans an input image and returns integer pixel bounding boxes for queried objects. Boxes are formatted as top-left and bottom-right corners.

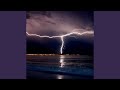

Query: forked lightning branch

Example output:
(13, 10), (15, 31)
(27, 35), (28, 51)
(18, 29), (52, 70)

(26, 30), (94, 54)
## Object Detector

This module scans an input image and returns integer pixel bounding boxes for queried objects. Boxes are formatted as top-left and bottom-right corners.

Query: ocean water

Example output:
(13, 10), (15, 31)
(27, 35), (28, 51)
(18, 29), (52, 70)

(27, 55), (94, 79)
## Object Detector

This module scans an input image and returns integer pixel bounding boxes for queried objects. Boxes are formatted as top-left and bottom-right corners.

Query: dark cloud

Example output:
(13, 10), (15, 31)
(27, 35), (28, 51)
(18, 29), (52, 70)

(26, 11), (94, 54)
(26, 11), (94, 36)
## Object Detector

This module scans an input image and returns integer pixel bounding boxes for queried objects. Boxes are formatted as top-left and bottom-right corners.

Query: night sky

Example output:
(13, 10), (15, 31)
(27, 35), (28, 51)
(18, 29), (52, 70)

(26, 11), (94, 55)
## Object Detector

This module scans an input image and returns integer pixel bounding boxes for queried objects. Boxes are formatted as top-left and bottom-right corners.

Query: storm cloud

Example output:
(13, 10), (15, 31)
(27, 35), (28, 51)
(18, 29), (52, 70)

(26, 11), (93, 36)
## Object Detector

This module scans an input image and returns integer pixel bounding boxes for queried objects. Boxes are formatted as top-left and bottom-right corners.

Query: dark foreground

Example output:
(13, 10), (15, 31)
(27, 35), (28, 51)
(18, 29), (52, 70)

(27, 54), (94, 79)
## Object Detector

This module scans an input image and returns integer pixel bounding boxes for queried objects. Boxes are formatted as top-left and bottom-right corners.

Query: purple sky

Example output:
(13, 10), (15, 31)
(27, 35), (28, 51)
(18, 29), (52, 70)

(26, 11), (93, 36)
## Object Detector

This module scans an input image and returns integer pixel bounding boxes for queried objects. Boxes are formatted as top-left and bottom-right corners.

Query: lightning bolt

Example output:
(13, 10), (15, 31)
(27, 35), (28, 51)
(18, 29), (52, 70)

(60, 36), (64, 54)
(26, 30), (94, 54)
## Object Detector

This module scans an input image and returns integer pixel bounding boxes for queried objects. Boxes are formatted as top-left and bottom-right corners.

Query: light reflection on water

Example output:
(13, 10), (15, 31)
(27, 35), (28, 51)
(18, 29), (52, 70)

(59, 55), (65, 68)
(27, 55), (93, 79)
(57, 75), (63, 79)
(27, 55), (93, 68)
